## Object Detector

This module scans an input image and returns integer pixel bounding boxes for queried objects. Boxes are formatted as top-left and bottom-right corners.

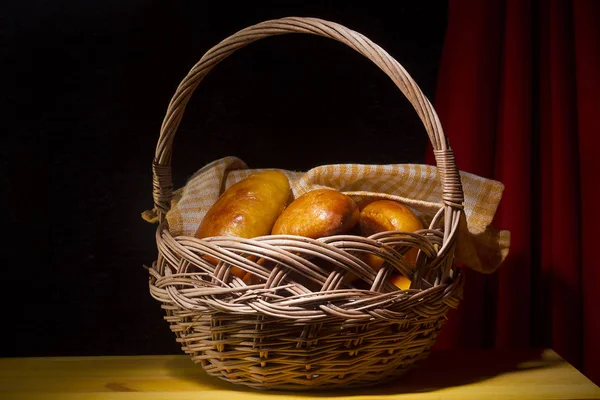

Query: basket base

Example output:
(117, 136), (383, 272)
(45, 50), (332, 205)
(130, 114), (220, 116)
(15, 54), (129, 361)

(152, 252), (465, 391)
(192, 346), (434, 391)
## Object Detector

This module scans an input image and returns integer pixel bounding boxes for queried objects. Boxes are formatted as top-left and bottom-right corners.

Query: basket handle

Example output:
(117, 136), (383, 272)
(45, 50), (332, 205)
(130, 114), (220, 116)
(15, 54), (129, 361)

(152, 17), (464, 223)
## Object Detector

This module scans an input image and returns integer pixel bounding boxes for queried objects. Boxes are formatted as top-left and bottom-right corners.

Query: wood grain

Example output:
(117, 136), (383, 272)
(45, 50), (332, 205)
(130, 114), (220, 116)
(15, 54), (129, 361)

(1, 349), (598, 399)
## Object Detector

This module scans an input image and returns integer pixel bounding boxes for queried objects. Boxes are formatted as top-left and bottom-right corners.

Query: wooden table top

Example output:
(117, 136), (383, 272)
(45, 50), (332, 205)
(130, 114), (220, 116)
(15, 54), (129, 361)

(1, 348), (599, 399)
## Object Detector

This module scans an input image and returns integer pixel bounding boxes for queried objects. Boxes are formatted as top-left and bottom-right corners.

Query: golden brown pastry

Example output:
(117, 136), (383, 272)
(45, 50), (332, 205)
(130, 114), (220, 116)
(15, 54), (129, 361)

(271, 189), (359, 238)
(389, 274), (411, 290)
(195, 170), (291, 277)
(358, 199), (424, 271)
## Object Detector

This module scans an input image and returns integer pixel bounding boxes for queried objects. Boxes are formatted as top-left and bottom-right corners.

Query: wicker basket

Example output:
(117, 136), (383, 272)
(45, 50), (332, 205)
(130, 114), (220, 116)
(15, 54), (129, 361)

(148, 17), (465, 390)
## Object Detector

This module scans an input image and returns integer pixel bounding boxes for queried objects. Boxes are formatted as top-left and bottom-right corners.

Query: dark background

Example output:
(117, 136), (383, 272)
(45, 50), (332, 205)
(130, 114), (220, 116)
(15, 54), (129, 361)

(2, 0), (448, 357)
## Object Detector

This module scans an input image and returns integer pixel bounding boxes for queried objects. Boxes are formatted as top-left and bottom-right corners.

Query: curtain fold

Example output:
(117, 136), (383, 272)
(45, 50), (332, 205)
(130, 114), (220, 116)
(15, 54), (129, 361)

(427, 0), (599, 384)
(573, 0), (600, 386)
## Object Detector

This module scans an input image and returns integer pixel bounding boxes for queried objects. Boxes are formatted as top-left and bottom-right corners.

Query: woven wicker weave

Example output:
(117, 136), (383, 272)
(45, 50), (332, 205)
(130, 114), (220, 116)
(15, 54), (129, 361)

(148, 17), (465, 390)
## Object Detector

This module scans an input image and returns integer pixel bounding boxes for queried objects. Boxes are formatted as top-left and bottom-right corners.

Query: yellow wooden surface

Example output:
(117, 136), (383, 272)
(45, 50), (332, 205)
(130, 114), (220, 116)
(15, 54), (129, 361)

(1, 349), (599, 400)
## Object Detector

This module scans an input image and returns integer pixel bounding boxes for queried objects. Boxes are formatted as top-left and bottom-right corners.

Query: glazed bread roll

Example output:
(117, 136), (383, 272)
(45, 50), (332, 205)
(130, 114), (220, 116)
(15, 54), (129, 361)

(359, 199), (424, 271)
(389, 274), (411, 290)
(195, 170), (291, 277)
(271, 189), (359, 238)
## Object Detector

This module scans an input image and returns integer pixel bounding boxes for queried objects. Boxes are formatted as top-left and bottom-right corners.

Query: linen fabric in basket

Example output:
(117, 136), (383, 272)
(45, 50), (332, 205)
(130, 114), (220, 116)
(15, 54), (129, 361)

(144, 156), (510, 274)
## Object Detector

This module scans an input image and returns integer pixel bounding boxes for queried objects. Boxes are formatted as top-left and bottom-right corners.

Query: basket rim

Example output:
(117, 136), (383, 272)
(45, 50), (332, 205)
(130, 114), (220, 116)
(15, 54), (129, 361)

(149, 220), (465, 323)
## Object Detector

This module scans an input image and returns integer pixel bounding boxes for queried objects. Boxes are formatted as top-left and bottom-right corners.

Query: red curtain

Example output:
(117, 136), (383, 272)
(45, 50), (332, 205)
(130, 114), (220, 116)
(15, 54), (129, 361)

(426, 0), (600, 385)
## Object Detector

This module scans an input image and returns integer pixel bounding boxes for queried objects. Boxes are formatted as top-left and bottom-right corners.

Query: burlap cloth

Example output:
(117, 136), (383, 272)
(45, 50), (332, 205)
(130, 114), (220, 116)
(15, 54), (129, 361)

(143, 156), (510, 274)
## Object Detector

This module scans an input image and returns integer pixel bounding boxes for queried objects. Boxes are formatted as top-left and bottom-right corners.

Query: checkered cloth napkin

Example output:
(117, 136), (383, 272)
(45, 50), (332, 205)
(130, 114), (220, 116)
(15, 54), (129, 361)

(143, 156), (510, 274)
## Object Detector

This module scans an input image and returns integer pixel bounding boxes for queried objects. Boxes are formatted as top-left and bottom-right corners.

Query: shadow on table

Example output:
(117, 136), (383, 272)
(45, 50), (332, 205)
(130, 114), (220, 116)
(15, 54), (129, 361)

(165, 348), (565, 396)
